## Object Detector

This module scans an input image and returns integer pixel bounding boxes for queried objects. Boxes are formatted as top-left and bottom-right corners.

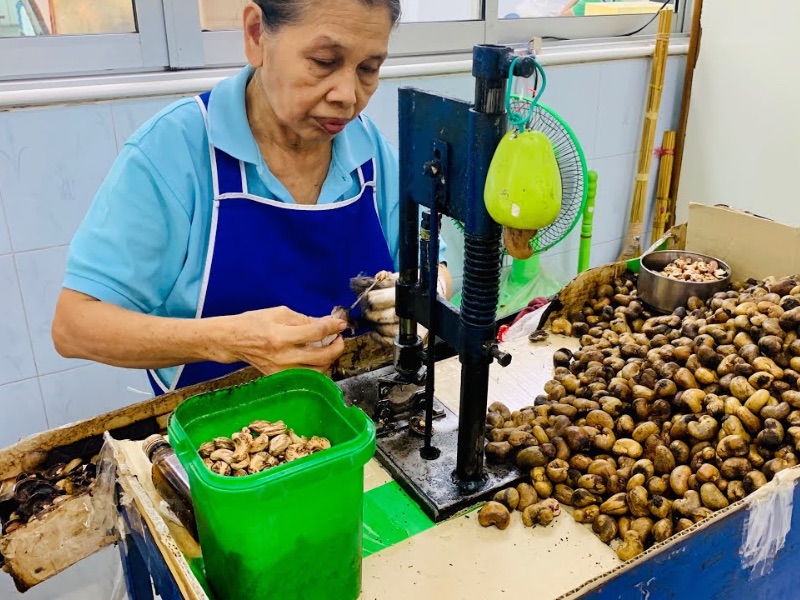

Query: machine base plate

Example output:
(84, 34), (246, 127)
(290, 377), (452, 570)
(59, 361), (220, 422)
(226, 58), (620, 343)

(375, 402), (525, 522)
(338, 365), (524, 522)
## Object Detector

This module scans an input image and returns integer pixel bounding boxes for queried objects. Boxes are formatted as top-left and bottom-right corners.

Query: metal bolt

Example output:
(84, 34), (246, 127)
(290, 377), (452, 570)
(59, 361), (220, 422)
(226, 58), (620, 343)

(423, 161), (440, 178)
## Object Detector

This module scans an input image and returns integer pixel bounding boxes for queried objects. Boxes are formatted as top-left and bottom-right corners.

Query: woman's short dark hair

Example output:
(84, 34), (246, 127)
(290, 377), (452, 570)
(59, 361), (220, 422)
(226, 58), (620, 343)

(256, 0), (402, 32)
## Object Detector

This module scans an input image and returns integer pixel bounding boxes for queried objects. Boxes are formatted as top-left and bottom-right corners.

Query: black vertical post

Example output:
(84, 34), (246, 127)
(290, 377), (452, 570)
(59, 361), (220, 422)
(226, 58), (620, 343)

(395, 91), (423, 379)
(455, 45), (532, 484)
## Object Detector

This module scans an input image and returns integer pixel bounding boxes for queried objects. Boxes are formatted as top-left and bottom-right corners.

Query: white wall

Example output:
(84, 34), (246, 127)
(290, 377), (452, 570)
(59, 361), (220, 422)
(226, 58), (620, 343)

(0, 54), (685, 597)
(677, 0), (800, 226)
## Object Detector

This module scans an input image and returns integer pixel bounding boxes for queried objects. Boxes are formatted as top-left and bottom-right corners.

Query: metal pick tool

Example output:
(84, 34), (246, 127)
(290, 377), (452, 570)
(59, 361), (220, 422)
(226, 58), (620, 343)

(349, 271), (392, 311)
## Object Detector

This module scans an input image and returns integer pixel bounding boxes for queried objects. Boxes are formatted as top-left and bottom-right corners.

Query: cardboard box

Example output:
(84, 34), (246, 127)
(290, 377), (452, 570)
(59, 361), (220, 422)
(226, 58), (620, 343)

(543, 203), (800, 598)
(685, 203), (800, 282)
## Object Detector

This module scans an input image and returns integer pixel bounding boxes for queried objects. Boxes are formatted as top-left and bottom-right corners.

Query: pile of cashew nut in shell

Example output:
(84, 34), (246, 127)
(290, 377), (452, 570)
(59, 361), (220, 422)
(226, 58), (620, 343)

(479, 273), (800, 562)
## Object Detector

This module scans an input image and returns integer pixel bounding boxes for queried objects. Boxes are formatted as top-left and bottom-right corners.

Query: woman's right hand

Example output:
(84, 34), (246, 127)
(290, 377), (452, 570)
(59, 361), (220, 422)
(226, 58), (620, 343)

(218, 306), (348, 375)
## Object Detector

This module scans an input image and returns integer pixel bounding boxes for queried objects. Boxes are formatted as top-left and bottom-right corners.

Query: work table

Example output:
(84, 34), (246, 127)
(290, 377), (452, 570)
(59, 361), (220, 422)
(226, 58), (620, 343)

(110, 333), (625, 600)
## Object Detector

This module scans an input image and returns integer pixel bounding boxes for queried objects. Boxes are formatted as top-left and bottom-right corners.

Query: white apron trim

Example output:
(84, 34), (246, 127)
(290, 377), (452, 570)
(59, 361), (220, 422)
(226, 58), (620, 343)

(357, 162), (366, 187)
(239, 161), (248, 194)
(195, 97), (219, 198)
(216, 157), (377, 212)
(152, 96), (221, 392)
(217, 192), (360, 210)
(148, 368), (170, 394)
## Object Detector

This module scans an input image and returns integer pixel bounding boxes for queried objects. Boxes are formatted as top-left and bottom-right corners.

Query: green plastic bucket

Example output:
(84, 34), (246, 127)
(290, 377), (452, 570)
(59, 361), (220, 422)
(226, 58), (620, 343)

(167, 369), (376, 600)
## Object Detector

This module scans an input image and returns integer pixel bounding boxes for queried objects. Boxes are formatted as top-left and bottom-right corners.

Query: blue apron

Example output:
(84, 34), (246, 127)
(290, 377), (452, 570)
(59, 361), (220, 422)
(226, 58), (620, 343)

(147, 92), (394, 395)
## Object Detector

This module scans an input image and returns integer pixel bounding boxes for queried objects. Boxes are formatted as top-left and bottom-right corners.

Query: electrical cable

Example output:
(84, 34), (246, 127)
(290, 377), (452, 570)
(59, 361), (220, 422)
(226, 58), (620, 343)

(540, 0), (675, 41)
(506, 56), (547, 132)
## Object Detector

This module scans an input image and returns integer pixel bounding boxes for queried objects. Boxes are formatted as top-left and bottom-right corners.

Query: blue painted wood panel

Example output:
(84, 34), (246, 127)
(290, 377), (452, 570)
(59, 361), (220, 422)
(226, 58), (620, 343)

(582, 486), (800, 600)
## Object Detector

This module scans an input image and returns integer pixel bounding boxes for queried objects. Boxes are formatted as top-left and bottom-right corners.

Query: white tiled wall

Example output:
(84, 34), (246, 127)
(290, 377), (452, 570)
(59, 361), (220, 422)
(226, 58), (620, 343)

(0, 56), (686, 454)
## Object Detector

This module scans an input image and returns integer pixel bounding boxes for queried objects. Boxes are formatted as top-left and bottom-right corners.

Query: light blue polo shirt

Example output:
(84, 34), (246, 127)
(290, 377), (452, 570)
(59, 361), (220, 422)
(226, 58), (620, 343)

(64, 65), (445, 388)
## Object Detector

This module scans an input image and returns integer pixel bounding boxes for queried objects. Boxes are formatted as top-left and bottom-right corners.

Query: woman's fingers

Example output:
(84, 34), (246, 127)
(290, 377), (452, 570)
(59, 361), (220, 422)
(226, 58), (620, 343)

(281, 316), (348, 345)
(279, 335), (346, 367)
(231, 307), (348, 375)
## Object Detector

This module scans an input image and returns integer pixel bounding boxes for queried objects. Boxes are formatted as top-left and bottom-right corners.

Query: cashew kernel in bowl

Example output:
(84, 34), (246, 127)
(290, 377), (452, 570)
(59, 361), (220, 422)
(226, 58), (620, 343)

(657, 257), (727, 283)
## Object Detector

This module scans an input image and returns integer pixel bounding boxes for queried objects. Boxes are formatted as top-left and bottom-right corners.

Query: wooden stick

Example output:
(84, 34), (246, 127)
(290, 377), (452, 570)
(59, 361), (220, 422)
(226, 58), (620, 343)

(668, 0), (704, 229)
(652, 130), (676, 241)
(616, 8), (673, 262)
(47, 0), (57, 34)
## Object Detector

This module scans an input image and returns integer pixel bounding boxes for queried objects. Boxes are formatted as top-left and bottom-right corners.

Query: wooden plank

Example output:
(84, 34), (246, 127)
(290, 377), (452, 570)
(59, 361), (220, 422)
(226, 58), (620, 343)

(0, 335), (390, 481)
(434, 334), (580, 414)
(668, 0), (704, 226)
(111, 436), (208, 600)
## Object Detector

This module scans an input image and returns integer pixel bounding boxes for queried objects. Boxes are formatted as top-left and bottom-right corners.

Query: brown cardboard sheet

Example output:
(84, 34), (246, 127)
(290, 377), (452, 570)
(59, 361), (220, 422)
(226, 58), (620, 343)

(686, 203), (800, 281)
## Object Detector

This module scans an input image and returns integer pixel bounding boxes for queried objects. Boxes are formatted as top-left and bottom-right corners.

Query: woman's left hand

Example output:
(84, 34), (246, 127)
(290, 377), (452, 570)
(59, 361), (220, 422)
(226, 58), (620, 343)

(216, 306), (348, 375)
(356, 265), (453, 346)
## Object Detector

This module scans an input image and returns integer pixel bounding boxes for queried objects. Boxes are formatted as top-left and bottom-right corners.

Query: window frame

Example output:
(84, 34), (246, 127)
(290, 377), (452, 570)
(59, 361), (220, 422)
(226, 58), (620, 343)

(0, 0), (691, 81)
(0, 0), (169, 80)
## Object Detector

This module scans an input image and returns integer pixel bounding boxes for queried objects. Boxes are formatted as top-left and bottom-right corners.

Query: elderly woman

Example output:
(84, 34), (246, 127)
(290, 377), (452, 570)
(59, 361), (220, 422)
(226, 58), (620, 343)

(52, 0), (451, 395)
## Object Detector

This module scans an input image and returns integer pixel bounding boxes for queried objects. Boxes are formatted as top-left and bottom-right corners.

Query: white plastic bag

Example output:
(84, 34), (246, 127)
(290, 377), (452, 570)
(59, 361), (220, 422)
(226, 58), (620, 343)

(498, 301), (552, 343)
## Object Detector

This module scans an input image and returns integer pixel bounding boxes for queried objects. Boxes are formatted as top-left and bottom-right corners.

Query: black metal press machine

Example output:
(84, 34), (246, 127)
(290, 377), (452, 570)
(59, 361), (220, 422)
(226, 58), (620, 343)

(342, 43), (538, 522)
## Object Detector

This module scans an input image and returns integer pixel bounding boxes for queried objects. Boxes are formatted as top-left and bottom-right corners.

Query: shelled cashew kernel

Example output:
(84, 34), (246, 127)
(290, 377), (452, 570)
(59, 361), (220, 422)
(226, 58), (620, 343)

(198, 420), (331, 477)
(658, 257), (727, 283)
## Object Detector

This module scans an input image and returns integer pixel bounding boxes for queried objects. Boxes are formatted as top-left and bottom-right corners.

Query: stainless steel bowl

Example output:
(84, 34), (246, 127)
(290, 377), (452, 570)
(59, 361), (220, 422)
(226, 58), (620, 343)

(638, 250), (732, 314)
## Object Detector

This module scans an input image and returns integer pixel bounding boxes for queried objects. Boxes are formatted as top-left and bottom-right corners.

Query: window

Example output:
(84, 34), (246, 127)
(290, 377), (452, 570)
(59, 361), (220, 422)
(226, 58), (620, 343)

(196, 0), (483, 30)
(493, 0), (685, 48)
(198, 0), (246, 31)
(400, 0), (482, 22)
(0, 0), (136, 37)
(0, 0), (689, 81)
(499, 0), (673, 19)
(0, 0), (167, 80)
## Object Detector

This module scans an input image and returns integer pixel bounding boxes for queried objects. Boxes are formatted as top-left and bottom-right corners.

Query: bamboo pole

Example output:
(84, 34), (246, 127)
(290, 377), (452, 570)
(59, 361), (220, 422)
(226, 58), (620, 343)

(668, 0), (704, 229)
(652, 130), (676, 240)
(616, 7), (673, 262)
